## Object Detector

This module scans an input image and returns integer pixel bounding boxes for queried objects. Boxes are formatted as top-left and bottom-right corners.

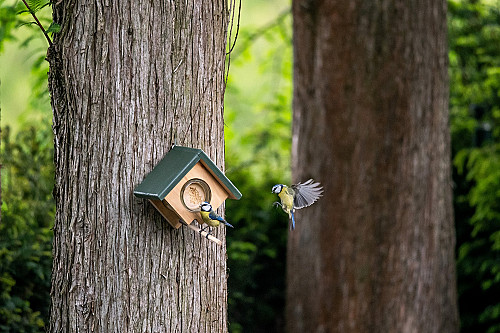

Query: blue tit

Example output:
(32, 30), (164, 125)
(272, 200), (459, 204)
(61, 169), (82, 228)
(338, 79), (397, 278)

(199, 202), (234, 234)
(272, 179), (323, 230)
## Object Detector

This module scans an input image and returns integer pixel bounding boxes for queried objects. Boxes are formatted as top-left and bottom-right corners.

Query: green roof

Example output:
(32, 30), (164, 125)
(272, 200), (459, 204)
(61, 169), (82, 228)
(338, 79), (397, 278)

(134, 145), (242, 200)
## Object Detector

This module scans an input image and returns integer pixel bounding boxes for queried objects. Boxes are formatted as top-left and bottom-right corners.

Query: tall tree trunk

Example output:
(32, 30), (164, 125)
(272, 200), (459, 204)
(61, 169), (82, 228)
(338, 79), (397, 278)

(287, 1), (458, 332)
(47, 2), (229, 332)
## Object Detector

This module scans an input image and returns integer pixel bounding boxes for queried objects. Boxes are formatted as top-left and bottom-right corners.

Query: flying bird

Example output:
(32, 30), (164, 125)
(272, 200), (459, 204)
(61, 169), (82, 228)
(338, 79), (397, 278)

(199, 202), (234, 234)
(272, 179), (323, 230)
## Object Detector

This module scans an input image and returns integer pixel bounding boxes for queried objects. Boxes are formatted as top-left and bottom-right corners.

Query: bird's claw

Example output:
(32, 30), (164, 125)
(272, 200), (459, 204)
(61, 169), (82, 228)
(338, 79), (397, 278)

(199, 226), (212, 237)
(272, 201), (282, 208)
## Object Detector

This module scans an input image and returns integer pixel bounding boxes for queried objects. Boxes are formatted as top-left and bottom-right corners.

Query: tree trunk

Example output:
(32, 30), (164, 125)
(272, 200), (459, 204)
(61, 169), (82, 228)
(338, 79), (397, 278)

(288, 1), (458, 332)
(47, 1), (229, 332)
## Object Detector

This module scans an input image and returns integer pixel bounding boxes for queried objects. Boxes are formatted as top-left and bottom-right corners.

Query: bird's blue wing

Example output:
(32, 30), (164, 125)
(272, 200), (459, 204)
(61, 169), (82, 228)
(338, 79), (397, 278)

(209, 211), (225, 222)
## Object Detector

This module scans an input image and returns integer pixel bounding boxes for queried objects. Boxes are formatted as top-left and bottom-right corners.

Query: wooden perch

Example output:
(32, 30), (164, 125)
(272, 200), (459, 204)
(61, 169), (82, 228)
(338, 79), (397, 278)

(181, 220), (222, 246)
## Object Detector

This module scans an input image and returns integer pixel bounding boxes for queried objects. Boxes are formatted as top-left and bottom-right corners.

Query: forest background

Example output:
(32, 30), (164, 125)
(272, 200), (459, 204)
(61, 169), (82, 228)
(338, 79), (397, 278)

(0, 0), (499, 332)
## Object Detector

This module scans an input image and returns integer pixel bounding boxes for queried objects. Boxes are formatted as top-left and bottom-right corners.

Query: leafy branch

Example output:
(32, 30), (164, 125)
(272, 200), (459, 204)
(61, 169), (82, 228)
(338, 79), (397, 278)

(20, 0), (58, 46)
(231, 8), (291, 59)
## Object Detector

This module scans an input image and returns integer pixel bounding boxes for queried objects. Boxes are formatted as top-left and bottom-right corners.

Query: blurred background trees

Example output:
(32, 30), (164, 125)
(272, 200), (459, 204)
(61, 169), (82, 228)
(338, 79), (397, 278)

(1, 1), (53, 331)
(1, 0), (499, 332)
(449, 1), (500, 332)
(1, 125), (53, 332)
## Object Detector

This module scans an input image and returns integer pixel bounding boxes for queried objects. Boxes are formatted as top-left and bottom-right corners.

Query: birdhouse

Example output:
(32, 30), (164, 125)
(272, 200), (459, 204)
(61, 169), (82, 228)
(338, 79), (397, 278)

(133, 145), (242, 229)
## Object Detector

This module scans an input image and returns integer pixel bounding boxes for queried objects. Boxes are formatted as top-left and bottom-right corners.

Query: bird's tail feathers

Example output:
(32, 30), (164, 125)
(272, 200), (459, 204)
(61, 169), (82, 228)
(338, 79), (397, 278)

(223, 221), (234, 228)
(290, 211), (295, 230)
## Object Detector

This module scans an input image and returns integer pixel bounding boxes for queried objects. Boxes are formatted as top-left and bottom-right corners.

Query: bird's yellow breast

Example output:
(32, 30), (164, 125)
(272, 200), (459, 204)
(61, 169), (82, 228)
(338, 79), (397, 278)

(278, 187), (294, 213)
(200, 211), (219, 227)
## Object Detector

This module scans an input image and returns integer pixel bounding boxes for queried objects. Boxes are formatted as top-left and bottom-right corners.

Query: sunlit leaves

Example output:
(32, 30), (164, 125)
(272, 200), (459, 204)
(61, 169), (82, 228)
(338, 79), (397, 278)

(225, 7), (292, 333)
(0, 0), (18, 50)
(45, 21), (60, 34)
(0, 123), (54, 332)
(450, 1), (500, 331)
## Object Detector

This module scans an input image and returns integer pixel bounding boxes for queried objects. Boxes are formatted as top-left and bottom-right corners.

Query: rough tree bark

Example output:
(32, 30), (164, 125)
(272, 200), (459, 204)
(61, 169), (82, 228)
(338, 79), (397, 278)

(47, 1), (230, 332)
(288, 0), (459, 332)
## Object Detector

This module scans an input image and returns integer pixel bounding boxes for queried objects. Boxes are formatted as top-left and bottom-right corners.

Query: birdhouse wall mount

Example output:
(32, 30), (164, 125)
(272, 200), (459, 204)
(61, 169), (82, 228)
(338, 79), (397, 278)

(134, 146), (242, 230)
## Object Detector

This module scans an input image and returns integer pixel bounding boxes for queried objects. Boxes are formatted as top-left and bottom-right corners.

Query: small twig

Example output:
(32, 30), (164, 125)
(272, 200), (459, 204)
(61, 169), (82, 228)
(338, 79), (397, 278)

(21, 0), (53, 47)
(231, 8), (291, 59)
(226, 0), (242, 55)
(224, 0), (242, 87)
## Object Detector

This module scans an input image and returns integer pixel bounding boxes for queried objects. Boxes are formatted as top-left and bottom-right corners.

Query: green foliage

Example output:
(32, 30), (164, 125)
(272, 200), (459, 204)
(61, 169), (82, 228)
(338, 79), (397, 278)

(1, 0), (56, 50)
(226, 171), (288, 333)
(1, 1), (54, 331)
(225, 91), (292, 332)
(1, 124), (54, 332)
(45, 22), (60, 35)
(0, 0), (19, 51)
(449, 1), (500, 332)
(225, 8), (292, 333)
(22, 0), (50, 13)
(16, 0), (51, 23)
(1, 0), (53, 129)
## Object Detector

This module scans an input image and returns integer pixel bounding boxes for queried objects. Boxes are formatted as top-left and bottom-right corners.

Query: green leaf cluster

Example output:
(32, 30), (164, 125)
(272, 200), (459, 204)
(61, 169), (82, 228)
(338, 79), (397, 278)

(449, 1), (500, 332)
(224, 8), (292, 333)
(0, 0), (18, 51)
(1, 2), (54, 331)
(1, 124), (54, 332)
(1, 0), (58, 49)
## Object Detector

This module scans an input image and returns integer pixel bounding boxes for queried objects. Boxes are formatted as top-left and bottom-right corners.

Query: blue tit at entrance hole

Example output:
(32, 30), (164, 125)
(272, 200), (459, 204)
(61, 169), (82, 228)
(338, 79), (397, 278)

(272, 179), (323, 230)
(199, 202), (234, 233)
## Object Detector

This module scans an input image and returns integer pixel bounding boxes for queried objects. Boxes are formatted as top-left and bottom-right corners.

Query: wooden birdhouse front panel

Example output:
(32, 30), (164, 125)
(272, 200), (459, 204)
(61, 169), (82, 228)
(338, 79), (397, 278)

(162, 162), (228, 228)
(134, 145), (242, 230)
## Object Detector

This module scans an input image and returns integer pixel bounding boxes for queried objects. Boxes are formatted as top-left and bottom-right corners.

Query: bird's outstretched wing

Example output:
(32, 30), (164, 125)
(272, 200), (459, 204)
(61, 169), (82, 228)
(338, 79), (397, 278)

(292, 179), (323, 209)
